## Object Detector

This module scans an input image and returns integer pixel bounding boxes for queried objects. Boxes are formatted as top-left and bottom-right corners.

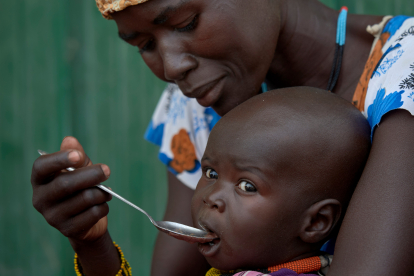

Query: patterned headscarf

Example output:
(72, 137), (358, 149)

(96, 0), (151, 19)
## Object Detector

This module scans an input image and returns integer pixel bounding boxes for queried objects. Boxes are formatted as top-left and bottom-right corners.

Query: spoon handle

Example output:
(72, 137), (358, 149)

(37, 150), (156, 224)
(96, 185), (155, 222)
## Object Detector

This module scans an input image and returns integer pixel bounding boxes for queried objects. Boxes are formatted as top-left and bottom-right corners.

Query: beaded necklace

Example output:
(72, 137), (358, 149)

(206, 255), (332, 276)
(327, 7), (348, 92)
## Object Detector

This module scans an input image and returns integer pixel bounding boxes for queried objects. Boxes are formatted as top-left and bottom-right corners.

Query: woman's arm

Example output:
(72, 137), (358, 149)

(151, 171), (210, 276)
(70, 231), (121, 276)
(328, 109), (414, 275)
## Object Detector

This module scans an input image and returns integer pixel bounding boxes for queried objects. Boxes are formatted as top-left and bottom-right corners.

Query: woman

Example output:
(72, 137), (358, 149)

(31, 0), (414, 275)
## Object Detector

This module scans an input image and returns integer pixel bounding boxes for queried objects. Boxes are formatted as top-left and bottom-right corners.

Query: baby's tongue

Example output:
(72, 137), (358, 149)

(168, 231), (218, 244)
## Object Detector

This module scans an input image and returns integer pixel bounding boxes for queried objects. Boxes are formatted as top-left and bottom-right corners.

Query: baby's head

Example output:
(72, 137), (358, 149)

(191, 87), (371, 271)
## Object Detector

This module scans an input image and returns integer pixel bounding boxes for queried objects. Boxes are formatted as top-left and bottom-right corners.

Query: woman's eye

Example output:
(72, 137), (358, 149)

(205, 169), (218, 179)
(175, 15), (199, 32)
(238, 181), (257, 192)
(139, 39), (155, 54)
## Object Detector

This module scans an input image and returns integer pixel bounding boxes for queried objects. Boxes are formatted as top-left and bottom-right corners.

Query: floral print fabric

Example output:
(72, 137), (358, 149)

(354, 16), (414, 140)
(145, 84), (220, 189)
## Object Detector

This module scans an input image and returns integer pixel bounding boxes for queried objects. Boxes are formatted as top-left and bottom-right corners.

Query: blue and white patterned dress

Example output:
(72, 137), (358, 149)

(145, 84), (220, 189)
(354, 16), (414, 140)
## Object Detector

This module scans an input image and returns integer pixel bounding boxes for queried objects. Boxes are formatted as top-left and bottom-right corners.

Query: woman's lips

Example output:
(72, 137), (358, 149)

(182, 76), (225, 107)
(196, 77), (225, 107)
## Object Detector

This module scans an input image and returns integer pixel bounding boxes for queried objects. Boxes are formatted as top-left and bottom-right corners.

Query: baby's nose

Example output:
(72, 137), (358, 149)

(202, 183), (226, 213)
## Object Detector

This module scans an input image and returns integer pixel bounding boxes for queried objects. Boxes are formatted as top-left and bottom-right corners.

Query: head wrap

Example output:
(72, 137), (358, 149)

(96, 0), (150, 19)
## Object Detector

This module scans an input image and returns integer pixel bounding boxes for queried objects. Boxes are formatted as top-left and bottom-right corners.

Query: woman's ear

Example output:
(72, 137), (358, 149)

(299, 199), (341, 244)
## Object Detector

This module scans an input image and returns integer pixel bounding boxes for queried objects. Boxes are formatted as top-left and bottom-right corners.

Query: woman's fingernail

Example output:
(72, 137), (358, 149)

(68, 151), (80, 163)
(101, 165), (111, 178)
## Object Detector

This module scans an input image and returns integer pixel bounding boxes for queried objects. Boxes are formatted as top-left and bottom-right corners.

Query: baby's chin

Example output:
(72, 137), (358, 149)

(201, 241), (296, 271)
(198, 240), (255, 271)
(205, 256), (261, 272)
(197, 237), (240, 271)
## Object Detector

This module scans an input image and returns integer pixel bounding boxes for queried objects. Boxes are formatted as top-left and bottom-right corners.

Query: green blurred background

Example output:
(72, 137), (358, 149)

(1, 0), (413, 275)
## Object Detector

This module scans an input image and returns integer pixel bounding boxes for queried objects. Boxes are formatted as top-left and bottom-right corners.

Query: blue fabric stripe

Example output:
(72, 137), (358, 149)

(144, 121), (165, 146)
(383, 15), (410, 39)
(187, 160), (201, 174)
(320, 238), (336, 255)
(158, 152), (179, 175)
(367, 88), (405, 141)
(204, 108), (221, 131)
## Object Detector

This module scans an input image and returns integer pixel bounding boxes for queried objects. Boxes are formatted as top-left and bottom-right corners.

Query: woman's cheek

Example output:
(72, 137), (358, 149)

(142, 54), (167, 81)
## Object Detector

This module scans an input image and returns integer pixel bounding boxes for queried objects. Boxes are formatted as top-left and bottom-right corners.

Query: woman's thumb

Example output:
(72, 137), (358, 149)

(60, 136), (93, 167)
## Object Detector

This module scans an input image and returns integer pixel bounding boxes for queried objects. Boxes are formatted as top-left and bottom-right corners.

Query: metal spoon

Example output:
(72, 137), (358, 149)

(38, 150), (217, 243)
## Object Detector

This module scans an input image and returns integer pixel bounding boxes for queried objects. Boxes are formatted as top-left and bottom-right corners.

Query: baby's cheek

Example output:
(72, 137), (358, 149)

(190, 191), (203, 220)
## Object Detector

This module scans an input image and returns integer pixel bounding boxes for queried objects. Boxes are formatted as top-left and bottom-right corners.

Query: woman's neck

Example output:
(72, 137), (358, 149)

(268, 0), (384, 102)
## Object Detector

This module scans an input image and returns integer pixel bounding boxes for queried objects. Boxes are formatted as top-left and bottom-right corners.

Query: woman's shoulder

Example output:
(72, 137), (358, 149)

(381, 16), (414, 49)
(361, 15), (414, 139)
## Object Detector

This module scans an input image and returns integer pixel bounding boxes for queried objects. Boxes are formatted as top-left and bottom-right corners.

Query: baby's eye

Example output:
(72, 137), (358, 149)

(205, 169), (218, 179)
(237, 181), (257, 192)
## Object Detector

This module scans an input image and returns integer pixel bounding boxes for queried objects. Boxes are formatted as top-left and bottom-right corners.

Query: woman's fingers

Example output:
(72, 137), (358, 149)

(32, 164), (110, 213)
(32, 166), (112, 240)
(57, 203), (110, 239)
(31, 150), (82, 185)
(32, 137), (93, 186)
(51, 164), (110, 200)
(52, 186), (112, 221)
(60, 136), (93, 168)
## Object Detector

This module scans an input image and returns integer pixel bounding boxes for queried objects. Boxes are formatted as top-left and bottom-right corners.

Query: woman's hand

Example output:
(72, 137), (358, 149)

(31, 136), (112, 242)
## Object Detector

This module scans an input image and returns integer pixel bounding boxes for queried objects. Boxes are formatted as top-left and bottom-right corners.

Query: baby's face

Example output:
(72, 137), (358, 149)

(191, 127), (307, 270)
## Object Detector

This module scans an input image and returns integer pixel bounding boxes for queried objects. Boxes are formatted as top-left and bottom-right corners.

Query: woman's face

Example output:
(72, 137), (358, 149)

(112, 0), (280, 116)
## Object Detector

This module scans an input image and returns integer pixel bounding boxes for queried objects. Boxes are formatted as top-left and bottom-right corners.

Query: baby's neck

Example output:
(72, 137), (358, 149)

(209, 252), (332, 276)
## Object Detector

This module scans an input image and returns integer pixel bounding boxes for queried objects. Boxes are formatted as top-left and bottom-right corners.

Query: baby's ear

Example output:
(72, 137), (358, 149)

(299, 199), (341, 244)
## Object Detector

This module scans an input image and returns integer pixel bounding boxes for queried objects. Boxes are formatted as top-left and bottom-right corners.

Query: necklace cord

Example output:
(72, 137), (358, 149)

(327, 7), (348, 92)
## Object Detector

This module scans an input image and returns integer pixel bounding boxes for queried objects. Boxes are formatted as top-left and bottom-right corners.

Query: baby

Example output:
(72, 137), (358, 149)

(190, 87), (371, 276)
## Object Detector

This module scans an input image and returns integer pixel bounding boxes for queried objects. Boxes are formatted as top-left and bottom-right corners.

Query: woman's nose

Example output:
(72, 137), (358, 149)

(158, 35), (198, 81)
(202, 183), (226, 213)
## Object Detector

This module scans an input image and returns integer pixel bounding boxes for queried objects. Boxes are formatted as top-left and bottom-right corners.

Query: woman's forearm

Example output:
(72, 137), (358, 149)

(328, 109), (414, 275)
(70, 230), (121, 276)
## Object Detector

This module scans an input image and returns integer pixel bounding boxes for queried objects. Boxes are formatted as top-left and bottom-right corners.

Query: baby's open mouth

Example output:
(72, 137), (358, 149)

(198, 236), (221, 256)
(197, 227), (221, 256)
